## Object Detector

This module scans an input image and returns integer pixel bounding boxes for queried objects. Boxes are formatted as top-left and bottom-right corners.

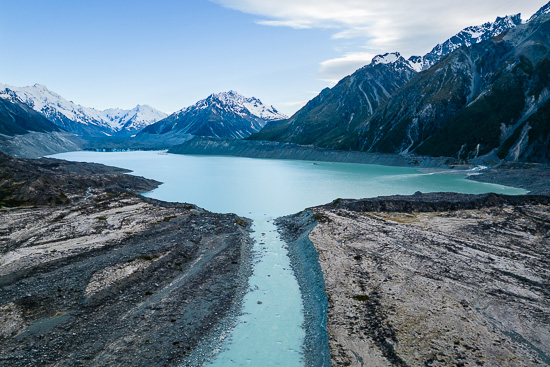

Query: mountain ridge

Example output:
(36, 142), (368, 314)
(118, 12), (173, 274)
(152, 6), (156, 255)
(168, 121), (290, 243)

(0, 83), (167, 137)
(250, 53), (416, 147)
(250, 3), (550, 163)
(139, 90), (286, 140)
(352, 11), (550, 162)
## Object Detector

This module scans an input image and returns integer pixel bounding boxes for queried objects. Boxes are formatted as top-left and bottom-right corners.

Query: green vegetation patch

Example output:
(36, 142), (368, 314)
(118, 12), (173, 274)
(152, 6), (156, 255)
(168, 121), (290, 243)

(352, 294), (371, 302)
(312, 213), (330, 223)
(417, 64), (528, 159)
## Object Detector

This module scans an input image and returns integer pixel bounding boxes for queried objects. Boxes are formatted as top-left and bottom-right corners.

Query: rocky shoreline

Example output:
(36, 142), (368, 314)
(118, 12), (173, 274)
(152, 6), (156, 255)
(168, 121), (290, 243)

(279, 193), (550, 366)
(0, 153), (253, 366)
(466, 162), (550, 195)
(277, 211), (331, 367)
(3, 148), (550, 367)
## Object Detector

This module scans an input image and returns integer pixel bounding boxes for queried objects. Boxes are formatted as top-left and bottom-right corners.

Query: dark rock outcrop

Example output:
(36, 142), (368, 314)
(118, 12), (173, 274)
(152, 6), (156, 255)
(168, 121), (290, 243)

(250, 54), (416, 149)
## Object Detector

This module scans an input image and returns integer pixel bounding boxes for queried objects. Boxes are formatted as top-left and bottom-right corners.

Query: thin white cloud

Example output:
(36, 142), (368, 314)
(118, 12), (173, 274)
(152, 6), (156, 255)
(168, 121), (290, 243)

(256, 19), (314, 29)
(319, 52), (377, 83)
(211, 0), (546, 82)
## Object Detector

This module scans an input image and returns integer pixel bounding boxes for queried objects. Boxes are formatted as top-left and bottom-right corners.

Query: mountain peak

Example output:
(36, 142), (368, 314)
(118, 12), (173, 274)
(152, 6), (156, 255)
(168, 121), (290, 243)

(408, 12), (522, 71)
(140, 91), (286, 140)
(371, 52), (403, 66)
(211, 90), (245, 103)
(191, 91), (286, 121)
(0, 82), (166, 136)
(528, 1), (550, 22)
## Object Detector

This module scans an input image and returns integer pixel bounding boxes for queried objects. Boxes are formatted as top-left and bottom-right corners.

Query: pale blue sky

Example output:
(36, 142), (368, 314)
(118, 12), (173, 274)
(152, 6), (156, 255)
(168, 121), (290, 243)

(0, 0), (546, 115)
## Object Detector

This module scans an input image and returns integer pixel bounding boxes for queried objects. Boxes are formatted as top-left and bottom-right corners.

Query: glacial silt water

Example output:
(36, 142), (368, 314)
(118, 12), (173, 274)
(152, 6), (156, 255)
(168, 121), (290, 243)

(51, 151), (526, 366)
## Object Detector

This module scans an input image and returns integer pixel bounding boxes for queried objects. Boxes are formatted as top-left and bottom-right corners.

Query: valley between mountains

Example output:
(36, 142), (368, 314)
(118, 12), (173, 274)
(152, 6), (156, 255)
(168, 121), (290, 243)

(1, 2), (550, 367)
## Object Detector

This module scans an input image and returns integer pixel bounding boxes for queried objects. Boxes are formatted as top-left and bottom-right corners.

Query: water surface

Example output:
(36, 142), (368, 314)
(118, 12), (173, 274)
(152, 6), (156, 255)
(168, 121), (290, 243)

(51, 151), (526, 366)
(52, 151), (525, 217)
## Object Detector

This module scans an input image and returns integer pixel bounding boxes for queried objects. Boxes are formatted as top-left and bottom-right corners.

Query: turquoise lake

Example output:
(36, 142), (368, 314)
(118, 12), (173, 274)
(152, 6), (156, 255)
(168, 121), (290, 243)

(51, 151), (527, 366)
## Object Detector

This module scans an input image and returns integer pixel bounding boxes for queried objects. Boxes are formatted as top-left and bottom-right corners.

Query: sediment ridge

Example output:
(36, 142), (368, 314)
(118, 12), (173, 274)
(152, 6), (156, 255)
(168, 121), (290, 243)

(277, 211), (331, 367)
(280, 193), (550, 367)
(0, 152), (253, 366)
(167, 137), (453, 168)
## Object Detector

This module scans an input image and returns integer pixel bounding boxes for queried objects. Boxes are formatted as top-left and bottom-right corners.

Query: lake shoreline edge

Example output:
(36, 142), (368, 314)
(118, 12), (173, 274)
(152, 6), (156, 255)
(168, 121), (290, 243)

(276, 211), (331, 367)
(0, 152), (256, 366)
(167, 137), (550, 196)
(279, 193), (550, 366)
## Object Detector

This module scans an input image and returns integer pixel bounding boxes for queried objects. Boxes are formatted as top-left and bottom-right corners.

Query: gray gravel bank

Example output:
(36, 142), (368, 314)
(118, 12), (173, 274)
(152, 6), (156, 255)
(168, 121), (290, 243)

(0, 153), (254, 366)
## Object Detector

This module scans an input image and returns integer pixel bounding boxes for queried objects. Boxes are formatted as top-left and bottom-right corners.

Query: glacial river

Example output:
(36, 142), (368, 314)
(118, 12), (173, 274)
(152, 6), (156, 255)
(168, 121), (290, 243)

(51, 151), (526, 366)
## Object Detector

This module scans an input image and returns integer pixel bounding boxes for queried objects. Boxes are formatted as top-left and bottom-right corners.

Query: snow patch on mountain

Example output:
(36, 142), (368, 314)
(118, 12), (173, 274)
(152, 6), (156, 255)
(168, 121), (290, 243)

(371, 53), (400, 66)
(118, 105), (168, 132)
(173, 90), (286, 122)
(365, 52), (417, 75)
(407, 14), (522, 71)
(528, 1), (550, 22)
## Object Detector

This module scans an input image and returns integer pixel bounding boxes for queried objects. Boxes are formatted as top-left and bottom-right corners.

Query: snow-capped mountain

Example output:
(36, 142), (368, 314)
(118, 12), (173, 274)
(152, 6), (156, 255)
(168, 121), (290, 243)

(252, 8), (532, 152)
(0, 83), (167, 137)
(528, 1), (550, 22)
(355, 9), (550, 163)
(371, 53), (401, 66)
(176, 91), (286, 122)
(139, 91), (286, 140)
(251, 52), (416, 147)
(114, 105), (169, 136)
(408, 14), (522, 71)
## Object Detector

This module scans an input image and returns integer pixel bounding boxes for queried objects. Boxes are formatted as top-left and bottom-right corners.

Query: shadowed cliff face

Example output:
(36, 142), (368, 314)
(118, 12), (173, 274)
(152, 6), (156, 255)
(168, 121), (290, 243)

(0, 153), (253, 366)
(355, 14), (550, 162)
(250, 59), (416, 149)
(280, 193), (550, 367)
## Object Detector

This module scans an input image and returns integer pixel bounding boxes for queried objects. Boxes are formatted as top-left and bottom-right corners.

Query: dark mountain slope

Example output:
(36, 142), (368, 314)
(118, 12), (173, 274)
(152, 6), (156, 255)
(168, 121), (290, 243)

(139, 91), (285, 140)
(250, 13), (522, 151)
(250, 54), (416, 149)
(0, 96), (82, 158)
(357, 13), (550, 162)
(0, 97), (62, 136)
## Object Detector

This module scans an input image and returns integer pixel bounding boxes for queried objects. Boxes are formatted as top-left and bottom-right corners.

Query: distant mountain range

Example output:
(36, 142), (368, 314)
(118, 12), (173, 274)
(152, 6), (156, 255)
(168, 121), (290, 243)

(138, 91), (286, 141)
(251, 3), (550, 163)
(0, 83), (285, 143)
(1, 2), (549, 163)
(0, 83), (167, 137)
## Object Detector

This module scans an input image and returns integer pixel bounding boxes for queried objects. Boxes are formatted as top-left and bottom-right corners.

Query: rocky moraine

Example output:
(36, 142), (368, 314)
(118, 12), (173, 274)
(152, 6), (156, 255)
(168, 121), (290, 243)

(0, 152), (253, 366)
(280, 193), (550, 367)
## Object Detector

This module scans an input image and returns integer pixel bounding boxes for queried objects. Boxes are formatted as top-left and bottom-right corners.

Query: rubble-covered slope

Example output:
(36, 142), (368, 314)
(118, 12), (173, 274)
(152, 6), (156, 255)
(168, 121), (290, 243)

(0, 153), (252, 366)
(279, 193), (550, 366)
(356, 13), (550, 162)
